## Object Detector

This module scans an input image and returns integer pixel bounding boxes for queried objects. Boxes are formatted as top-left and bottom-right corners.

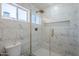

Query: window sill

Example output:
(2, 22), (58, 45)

(1, 16), (29, 23)
(1, 16), (17, 21)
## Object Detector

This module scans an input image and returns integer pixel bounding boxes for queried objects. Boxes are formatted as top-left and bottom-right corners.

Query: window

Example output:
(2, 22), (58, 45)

(36, 15), (41, 24)
(18, 8), (27, 22)
(2, 3), (17, 19)
(31, 13), (41, 24)
(2, 3), (29, 22)
(32, 14), (36, 24)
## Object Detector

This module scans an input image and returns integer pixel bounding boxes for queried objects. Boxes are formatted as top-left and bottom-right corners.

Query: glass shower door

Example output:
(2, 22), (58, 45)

(31, 12), (50, 56)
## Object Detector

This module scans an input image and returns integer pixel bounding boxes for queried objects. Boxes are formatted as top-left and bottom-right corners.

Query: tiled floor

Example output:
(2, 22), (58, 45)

(33, 48), (61, 56)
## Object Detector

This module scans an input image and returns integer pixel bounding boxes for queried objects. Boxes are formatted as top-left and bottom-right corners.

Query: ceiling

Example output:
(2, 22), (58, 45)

(31, 3), (75, 10)
(31, 3), (52, 10)
(18, 3), (73, 10)
(18, 3), (58, 10)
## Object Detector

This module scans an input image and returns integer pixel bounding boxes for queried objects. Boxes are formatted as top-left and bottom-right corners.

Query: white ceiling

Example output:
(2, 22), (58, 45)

(18, 3), (58, 10)
(31, 3), (75, 10)
(18, 3), (74, 10)
(31, 3), (52, 10)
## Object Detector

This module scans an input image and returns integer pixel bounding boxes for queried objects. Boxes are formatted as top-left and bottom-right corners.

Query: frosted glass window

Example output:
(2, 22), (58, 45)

(36, 15), (41, 24)
(32, 14), (36, 24)
(2, 3), (17, 19)
(18, 8), (27, 22)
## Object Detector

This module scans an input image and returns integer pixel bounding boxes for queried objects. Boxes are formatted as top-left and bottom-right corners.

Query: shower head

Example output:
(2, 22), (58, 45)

(36, 10), (44, 14)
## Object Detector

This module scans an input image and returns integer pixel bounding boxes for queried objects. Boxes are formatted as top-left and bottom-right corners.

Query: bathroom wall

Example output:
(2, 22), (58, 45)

(0, 3), (42, 55)
(43, 4), (75, 23)
(0, 3), (3, 53)
(0, 15), (30, 55)
(1, 3), (79, 56)
(73, 4), (79, 55)
(41, 4), (79, 56)
(41, 21), (71, 55)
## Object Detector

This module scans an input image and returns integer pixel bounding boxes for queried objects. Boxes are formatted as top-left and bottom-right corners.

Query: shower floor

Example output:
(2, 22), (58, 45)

(33, 48), (61, 56)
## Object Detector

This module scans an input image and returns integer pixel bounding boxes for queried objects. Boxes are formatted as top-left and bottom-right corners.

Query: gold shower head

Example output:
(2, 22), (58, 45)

(36, 10), (44, 14)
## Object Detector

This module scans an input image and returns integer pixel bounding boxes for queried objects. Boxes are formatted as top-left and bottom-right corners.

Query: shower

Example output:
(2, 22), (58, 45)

(0, 3), (79, 56)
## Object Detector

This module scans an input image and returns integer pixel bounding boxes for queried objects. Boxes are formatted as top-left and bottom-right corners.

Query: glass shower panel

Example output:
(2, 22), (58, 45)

(31, 14), (49, 56)
(50, 21), (70, 56)
(41, 21), (70, 56)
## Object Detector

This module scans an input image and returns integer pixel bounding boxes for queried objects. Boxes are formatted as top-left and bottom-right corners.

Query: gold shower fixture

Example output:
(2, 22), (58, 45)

(36, 10), (44, 14)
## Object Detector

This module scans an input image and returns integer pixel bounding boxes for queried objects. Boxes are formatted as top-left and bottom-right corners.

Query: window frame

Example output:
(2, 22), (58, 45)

(1, 3), (30, 22)
(17, 8), (28, 22)
(1, 3), (17, 20)
(31, 12), (41, 24)
(36, 14), (41, 24)
(31, 12), (36, 24)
